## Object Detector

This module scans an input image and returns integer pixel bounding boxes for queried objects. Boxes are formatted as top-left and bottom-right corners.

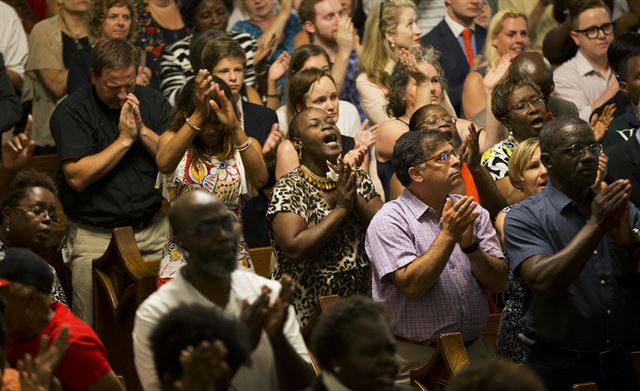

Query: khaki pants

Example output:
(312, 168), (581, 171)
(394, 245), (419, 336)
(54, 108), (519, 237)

(395, 337), (495, 385)
(63, 211), (169, 327)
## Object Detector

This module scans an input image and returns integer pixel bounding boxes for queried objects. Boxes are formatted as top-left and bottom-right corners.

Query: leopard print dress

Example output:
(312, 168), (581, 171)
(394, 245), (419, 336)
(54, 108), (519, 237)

(267, 168), (379, 327)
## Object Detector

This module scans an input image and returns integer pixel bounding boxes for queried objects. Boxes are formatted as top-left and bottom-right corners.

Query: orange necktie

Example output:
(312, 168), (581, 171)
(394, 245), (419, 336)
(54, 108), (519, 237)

(461, 28), (474, 66)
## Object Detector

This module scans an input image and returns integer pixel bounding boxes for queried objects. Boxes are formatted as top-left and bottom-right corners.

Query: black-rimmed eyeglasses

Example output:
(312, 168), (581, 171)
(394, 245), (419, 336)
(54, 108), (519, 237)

(559, 143), (602, 158)
(574, 22), (614, 39)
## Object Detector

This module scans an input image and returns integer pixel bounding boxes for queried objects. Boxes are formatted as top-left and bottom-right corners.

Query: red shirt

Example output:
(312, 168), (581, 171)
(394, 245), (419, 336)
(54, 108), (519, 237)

(7, 302), (112, 391)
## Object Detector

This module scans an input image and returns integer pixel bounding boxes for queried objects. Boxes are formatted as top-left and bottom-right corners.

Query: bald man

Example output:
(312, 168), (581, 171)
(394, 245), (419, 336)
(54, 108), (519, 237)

(133, 191), (313, 391)
(472, 51), (579, 129)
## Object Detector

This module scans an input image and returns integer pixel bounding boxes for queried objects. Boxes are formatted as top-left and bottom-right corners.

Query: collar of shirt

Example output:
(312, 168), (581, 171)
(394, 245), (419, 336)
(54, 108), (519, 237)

(545, 181), (595, 214)
(444, 14), (475, 37)
(399, 188), (457, 222)
(322, 372), (352, 391)
(574, 50), (613, 81)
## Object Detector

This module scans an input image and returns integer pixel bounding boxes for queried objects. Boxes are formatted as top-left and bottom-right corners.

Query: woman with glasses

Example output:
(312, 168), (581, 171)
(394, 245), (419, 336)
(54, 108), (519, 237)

(268, 107), (382, 328)
(0, 170), (68, 306)
(462, 9), (529, 120)
(481, 77), (549, 204)
(356, 0), (421, 125)
(155, 73), (268, 285)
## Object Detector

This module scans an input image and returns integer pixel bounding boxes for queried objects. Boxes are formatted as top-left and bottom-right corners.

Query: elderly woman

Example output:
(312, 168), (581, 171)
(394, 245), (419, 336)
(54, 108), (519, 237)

(0, 169), (68, 306)
(462, 9), (529, 119)
(268, 107), (382, 327)
(155, 73), (267, 284)
(356, 0), (421, 125)
(481, 77), (548, 204)
(305, 296), (412, 391)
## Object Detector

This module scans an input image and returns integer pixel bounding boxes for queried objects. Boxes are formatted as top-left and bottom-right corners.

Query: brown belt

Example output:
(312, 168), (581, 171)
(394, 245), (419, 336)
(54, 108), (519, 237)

(395, 335), (478, 348)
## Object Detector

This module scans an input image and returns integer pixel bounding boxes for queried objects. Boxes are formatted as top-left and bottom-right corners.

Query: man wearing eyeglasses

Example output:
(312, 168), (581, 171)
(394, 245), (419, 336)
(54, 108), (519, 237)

(365, 129), (507, 384)
(554, 0), (618, 122)
(504, 116), (640, 390)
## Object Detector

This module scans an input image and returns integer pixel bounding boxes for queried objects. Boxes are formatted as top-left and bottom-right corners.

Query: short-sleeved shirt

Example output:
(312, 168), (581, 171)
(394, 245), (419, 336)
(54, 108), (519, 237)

(504, 182), (640, 351)
(365, 190), (505, 342)
(50, 85), (170, 228)
(8, 302), (112, 391)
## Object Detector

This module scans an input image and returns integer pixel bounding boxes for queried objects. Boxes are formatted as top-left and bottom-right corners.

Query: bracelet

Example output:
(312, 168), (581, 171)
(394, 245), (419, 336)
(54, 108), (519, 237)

(185, 117), (202, 133)
(266, 93), (281, 98)
(235, 139), (252, 152)
(461, 236), (480, 254)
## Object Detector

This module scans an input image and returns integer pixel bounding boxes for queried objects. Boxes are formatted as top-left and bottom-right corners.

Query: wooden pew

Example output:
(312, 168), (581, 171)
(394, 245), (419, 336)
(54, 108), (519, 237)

(249, 246), (273, 277)
(93, 227), (160, 391)
(480, 313), (501, 351)
(410, 332), (470, 391)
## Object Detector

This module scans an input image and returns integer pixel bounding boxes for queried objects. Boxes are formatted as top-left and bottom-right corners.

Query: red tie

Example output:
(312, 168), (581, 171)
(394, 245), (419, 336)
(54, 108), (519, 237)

(461, 28), (474, 66)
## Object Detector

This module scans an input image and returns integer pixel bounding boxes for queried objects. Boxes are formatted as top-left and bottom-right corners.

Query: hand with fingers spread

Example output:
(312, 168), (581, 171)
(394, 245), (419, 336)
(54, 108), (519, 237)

(442, 196), (480, 242)
(342, 145), (367, 168)
(268, 51), (290, 84)
(3, 114), (35, 170)
(240, 287), (271, 350)
(254, 33), (278, 68)
(590, 103), (615, 142)
(336, 16), (354, 55)
(464, 123), (483, 169)
(354, 120), (378, 148)
(483, 53), (514, 91)
(398, 48), (427, 84)
(589, 180), (632, 230)
(263, 275), (295, 341)
(18, 326), (70, 391)
(209, 83), (241, 131)
(174, 340), (231, 391)
(194, 69), (215, 117)
(263, 123), (284, 157)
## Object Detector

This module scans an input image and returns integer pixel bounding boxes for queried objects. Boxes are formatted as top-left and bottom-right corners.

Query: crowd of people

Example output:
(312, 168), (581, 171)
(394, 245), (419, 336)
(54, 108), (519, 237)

(1, 0), (640, 390)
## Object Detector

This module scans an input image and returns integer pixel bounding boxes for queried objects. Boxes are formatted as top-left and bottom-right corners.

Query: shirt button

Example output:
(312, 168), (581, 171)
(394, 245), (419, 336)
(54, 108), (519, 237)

(606, 309), (612, 315)
(593, 250), (598, 255)
(600, 279), (606, 285)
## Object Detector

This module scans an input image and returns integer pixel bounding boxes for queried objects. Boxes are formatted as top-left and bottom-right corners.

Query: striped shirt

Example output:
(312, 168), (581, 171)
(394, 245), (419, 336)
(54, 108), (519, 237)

(159, 31), (257, 105)
(365, 190), (504, 342)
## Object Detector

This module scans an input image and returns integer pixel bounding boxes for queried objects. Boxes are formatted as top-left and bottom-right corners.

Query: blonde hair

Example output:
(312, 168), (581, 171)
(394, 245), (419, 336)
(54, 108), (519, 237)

(508, 137), (540, 191)
(483, 9), (528, 69)
(360, 0), (415, 86)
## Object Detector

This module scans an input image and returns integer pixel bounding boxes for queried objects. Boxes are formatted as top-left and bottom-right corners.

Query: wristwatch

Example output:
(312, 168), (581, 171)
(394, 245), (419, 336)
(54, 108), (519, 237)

(461, 236), (480, 254)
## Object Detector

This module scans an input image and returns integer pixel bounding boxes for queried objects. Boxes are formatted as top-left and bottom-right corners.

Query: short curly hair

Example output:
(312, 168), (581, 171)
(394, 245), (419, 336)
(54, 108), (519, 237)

(386, 47), (447, 118)
(1, 169), (57, 224)
(310, 296), (387, 370)
(87, 0), (136, 40)
(491, 77), (542, 124)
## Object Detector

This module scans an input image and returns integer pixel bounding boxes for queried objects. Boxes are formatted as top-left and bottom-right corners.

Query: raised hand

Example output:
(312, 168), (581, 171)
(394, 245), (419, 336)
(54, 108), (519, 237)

(464, 123), (483, 169)
(590, 104), (615, 142)
(2, 114), (35, 170)
(135, 66), (152, 86)
(194, 69), (215, 117)
(483, 53), (514, 91)
(333, 156), (357, 212)
(262, 123), (284, 157)
(174, 340), (231, 391)
(336, 16), (354, 55)
(263, 275), (295, 341)
(254, 33), (278, 68)
(209, 83), (240, 130)
(442, 196), (480, 241)
(342, 145), (367, 168)
(590, 180), (631, 230)
(398, 48), (427, 84)
(268, 51), (290, 83)
(240, 287), (271, 350)
(18, 326), (70, 391)
(354, 120), (378, 148)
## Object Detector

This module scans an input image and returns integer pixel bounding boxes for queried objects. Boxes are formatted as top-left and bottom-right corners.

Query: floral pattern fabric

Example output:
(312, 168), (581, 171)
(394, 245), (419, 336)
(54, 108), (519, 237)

(481, 136), (518, 180)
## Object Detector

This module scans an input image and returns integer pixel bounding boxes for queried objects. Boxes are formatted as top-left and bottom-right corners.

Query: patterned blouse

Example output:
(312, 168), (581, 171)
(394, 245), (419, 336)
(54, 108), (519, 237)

(0, 241), (69, 306)
(158, 147), (254, 280)
(481, 136), (519, 180)
(267, 168), (378, 327)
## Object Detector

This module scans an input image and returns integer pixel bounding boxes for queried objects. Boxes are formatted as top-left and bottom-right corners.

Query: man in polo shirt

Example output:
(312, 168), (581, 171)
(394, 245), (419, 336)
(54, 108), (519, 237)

(365, 129), (507, 384)
(554, 0), (618, 121)
(504, 116), (640, 390)
(50, 38), (171, 326)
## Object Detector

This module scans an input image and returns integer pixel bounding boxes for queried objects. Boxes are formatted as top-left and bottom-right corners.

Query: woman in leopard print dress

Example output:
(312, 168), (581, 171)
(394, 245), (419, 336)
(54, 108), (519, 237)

(268, 107), (383, 328)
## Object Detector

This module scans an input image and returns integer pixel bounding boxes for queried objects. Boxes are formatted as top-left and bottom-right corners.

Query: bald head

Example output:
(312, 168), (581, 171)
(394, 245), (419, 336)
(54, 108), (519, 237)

(169, 191), (223, 238)
(508, 51), (554, 97)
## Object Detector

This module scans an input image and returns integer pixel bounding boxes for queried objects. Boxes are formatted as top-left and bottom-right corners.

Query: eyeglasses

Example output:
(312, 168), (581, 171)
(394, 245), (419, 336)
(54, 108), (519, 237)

(559, 143), (602, 158)
(575, 22), (614, 39)
(419, 149), (459, 165)
(185, 216), (235, 236)
(510, 96), (544, 113)
(14, 205), (59, 224)
(417, 114), (456, 129)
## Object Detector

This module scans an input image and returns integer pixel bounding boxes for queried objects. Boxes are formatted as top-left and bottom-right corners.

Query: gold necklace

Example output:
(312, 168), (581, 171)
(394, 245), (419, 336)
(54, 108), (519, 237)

(298, 165), (336, 191)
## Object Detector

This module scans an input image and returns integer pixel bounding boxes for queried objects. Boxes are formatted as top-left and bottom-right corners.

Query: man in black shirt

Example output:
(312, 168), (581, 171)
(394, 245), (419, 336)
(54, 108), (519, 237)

(50, 39), (170, 326)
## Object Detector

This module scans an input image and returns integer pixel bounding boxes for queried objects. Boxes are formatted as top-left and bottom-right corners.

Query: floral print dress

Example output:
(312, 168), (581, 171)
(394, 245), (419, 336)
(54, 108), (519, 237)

(158, 147), (254, 280)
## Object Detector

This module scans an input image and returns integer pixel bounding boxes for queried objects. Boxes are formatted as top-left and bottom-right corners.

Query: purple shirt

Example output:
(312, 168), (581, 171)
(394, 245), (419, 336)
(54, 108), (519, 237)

(365, 190), (504, 342)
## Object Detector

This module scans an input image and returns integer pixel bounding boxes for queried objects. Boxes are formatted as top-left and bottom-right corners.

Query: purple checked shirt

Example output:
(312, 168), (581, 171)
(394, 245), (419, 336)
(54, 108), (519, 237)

(365, 190), (504, 343)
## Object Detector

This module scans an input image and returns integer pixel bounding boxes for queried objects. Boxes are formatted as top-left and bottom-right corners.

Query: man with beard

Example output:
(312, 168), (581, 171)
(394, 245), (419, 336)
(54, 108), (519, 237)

(504, 116), (640, 390)
(133, 191), (313, 391)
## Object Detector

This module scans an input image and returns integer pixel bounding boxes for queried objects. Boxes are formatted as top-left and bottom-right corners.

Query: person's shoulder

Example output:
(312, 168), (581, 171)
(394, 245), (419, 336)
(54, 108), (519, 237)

(55, 85), (94, 112)
(553, 55), (579, 77)
(422, 19), (446, 39)
(370, 197), (408, 225)
(244, 100), (276, 116)
(135, 85), (167, 100)
(135, 279), (184, 322)
(30, 15), (58, 35)
(507, 193), (547, 219)
(339, 100), (359, 115)
(231, 270), (282, 299)
(165, 33), (192, 52)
